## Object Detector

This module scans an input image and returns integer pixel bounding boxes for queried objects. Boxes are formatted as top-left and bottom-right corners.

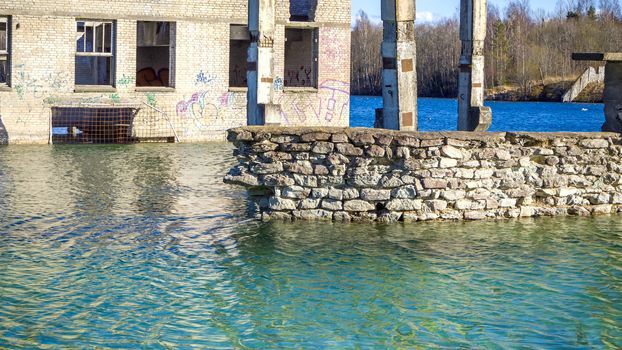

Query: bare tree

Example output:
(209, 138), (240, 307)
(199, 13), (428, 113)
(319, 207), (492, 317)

(350, 4), (622, 99)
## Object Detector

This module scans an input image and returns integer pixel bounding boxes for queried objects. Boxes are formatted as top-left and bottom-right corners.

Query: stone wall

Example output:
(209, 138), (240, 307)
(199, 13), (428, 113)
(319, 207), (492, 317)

(225, 126), (622, 222)
(0, 0), (350, 144)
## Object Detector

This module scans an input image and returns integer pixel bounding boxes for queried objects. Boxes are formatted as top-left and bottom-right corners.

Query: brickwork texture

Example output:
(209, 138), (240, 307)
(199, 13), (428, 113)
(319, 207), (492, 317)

(0, 0), (351, 144)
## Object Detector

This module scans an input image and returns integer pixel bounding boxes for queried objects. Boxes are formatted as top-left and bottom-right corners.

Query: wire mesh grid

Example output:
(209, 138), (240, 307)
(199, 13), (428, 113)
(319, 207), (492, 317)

(51, 102), (178, 144)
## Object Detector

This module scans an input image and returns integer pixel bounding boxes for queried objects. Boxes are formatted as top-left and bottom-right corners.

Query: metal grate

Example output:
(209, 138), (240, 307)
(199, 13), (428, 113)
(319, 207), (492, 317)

(51, 103), (178, 144)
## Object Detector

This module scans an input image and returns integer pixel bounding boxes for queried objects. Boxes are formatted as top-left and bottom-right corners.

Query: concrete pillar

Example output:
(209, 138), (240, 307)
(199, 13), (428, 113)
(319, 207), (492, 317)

(603, 62), (622, 132)
(377, 0), (417, 131)
(248, 0), (281, 125)
(458, 0), (492, 131)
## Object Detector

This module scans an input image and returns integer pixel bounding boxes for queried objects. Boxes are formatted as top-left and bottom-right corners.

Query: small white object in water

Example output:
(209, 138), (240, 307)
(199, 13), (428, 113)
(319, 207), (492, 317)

(581, 108), (588, 112)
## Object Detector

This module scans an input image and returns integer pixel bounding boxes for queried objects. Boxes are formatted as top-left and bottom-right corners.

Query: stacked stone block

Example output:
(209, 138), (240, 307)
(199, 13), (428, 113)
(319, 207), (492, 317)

(226, 126), (622, 222)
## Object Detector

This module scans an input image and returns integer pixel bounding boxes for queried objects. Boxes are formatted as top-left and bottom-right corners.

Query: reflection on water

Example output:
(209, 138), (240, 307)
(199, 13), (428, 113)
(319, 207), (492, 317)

(1, 144), (621, 349)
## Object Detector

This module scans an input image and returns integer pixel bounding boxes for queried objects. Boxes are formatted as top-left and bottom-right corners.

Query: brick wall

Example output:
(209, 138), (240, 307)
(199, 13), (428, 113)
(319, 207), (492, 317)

(0, 0), (350, 144)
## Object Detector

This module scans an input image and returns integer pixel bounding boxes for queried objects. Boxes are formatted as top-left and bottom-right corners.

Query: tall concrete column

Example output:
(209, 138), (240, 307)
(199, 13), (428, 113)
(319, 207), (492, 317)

(248, 0), (280, 125)
(377, 0), (417, 131)
(458, 0), (492, 131)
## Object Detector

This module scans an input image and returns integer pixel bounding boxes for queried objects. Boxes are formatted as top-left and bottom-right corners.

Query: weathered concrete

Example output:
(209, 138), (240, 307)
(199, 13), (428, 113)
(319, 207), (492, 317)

(248, 0), (279, 125)
(458, 0), (491, 131)
(573, 53), (622, 132)
(378, 0), (417, 131)
(225, 126), (622, 223)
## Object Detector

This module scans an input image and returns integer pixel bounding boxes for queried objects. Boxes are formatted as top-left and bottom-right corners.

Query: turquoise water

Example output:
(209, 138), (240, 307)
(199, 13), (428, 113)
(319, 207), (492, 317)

(351, 97), (605, 132)
(1, 144), (621, 349)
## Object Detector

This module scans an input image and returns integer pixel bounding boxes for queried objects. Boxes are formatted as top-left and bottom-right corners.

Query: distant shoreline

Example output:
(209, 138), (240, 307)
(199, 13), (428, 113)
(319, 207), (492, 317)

(351, 81), (604, 104)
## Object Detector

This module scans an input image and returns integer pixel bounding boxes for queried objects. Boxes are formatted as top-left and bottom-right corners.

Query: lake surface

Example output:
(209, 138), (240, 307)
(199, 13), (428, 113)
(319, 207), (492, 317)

(1, 143), (621, 349)
(351, 96), (606, 132)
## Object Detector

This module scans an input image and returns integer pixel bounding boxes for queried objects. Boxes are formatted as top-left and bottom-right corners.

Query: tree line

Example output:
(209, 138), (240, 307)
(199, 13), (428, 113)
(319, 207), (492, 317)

(350, 0), (622, 98)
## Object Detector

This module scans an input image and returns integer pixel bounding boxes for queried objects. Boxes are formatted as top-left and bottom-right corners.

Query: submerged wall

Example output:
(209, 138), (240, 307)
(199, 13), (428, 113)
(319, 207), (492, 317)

(225, 126), (622, 222)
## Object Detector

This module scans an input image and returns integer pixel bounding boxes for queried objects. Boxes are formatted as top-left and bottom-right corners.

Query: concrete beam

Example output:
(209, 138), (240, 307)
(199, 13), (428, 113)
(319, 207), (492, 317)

(378, 0), (417, 131)
(247, 0), (280, 125)
(572, 52), (622, 62)
(458, 0), (491, 131)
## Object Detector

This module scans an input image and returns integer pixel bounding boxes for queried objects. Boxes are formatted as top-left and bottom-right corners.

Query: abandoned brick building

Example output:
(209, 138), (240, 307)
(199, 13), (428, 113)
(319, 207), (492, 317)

(0, 0), (350, 144)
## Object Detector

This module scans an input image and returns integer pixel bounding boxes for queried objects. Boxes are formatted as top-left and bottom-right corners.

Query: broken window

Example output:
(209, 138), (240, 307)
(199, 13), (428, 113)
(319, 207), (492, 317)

(136, 21), (175, 87)
(284, 28), (318, 88)
(76, 20), (114, 86)
(289, 0), (318, 22)
(229, 25), (250, 88)
(0, 17), (10, 85)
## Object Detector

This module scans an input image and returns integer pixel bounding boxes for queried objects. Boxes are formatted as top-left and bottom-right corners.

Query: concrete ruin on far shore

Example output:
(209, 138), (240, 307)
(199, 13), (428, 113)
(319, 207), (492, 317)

(573, 53), (622, 133)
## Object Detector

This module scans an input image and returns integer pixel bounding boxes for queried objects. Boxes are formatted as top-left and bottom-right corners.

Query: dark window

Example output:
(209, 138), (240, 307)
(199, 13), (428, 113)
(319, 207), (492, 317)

(284, 28), (318, 88)
(229, 25), (250, 88)
(75, 20), (114, 86)
(136, 21), (175, 87)
(289, 0), (318, 22)
(0, 17), (10, 85)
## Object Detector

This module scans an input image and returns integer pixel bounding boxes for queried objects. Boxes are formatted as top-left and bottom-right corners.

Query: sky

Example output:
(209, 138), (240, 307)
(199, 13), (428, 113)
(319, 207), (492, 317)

(352, 0), (558, 23)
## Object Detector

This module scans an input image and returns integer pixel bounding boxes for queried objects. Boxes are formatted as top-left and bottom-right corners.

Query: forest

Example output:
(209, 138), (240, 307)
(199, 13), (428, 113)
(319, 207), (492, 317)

(350, 0), (622, 100)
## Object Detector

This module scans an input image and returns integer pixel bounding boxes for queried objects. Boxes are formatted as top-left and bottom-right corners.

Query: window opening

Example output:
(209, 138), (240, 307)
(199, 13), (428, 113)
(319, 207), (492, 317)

(284, 28), (319, 88)
(75, 20), (114, 86)
(229, 25), (251, 88)
(136, 21), (175, 87)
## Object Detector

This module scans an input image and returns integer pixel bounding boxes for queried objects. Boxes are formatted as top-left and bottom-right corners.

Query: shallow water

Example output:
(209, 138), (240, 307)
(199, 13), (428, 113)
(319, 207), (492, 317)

(351, 96), (605, 132)
(1, 144), (621, 349)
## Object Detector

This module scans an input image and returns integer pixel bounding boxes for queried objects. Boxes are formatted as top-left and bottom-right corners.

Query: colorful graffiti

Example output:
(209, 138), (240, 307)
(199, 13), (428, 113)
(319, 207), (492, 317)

(146, 93), (157, 107)
(116, 74), (135, 87)
(218, 92), (245, 109)
(176, 91), (211, 119)
(277, 79), (350, 125)
(195, 70), (216, 87)
(273, 77), (284, 91)
(176, 91), (246, 137)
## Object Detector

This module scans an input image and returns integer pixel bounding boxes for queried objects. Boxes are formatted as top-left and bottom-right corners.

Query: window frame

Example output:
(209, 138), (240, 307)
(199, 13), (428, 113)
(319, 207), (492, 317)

(0, 16), (11, 87)
(284, 26), (319, 90)
(228, 24), (251, 90)
(135, 21), (176, 90)
(75, 19), (115, 89)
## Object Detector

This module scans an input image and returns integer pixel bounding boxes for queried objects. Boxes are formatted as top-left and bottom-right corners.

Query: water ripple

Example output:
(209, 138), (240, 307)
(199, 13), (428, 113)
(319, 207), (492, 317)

(1, 144), (621, 349)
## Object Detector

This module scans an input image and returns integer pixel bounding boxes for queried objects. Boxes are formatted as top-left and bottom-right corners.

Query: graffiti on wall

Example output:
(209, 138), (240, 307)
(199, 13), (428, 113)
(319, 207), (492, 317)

(286, 66), (314, 87)
(195, 70), (216, 87)
(273, 77), (284, 91)
(146, 93), (157, 107)
(176, 90), (246, 136)
(277, 80), (349, 125)
(14, 64), (70, 100)
(116, 74), (135, 88)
